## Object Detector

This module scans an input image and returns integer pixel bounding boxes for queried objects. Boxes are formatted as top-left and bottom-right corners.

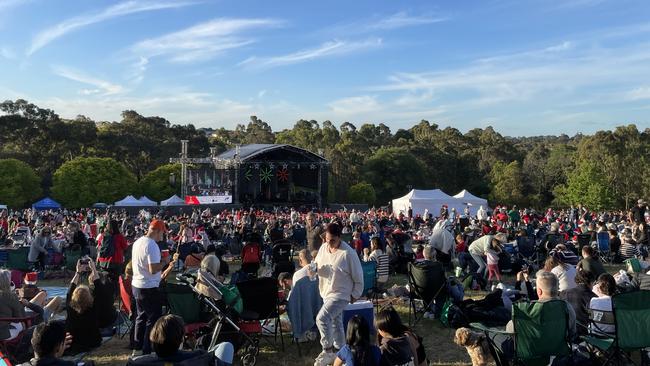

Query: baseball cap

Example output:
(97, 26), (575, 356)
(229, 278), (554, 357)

(149, 219), (167, 233)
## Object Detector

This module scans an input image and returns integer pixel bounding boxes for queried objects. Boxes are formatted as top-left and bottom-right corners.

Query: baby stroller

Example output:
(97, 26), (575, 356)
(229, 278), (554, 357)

(176, 271), (260, 366)
(271, 239), (295, 279)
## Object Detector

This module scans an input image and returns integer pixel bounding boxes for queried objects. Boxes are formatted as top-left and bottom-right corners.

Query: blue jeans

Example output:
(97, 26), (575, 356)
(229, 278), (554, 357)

(132, 286), (163, 354)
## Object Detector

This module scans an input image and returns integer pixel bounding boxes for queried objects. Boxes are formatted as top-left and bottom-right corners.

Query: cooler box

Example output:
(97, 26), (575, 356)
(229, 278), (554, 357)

(342, 300), (374, 333)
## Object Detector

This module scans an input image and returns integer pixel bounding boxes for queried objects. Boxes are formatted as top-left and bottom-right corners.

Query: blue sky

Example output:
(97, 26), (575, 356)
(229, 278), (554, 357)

(1, 0), (649, 136)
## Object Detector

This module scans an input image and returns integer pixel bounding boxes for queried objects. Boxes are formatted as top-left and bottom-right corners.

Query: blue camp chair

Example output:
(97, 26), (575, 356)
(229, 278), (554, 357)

(596, 231), (611, 263)
(361, 261), (376, 297)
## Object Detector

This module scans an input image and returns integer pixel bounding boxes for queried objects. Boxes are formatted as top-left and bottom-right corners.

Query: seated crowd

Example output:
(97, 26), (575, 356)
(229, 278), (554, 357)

(0, 201), (649, 366)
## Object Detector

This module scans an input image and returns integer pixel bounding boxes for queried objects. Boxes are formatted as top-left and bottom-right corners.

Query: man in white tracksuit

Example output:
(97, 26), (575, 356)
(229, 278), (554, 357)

(312, 223), (364, 366)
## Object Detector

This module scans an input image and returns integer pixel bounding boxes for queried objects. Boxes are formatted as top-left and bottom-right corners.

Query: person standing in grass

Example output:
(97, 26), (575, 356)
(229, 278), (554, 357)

(312, 223), (364, 366)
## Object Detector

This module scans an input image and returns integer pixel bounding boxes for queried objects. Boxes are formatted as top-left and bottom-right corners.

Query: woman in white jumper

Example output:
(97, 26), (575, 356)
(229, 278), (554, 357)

(311, 223), (364, 366)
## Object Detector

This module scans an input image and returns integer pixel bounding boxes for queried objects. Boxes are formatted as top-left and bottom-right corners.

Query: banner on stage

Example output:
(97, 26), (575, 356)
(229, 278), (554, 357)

(185, 195), (232, 204)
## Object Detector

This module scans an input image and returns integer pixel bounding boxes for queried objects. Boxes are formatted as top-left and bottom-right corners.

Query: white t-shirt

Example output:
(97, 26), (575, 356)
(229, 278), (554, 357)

(292, 265), (310, 285)
(589, 296), (615, 335)
(131, 236), (162, 289)
(552, 264), (577, 292)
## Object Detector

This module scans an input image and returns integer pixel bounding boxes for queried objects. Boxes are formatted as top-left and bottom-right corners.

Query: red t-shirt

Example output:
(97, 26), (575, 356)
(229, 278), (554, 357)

(456, 240), (466, 253)
(97, 233), (129, 264)
(352, 239), (363, 255)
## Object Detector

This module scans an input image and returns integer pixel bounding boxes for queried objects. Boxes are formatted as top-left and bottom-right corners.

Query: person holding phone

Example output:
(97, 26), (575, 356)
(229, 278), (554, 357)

(65, 256), (101, 355)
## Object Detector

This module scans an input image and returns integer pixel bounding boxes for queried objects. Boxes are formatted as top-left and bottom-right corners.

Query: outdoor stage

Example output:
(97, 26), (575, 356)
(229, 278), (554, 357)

(172, 143), (329, 208)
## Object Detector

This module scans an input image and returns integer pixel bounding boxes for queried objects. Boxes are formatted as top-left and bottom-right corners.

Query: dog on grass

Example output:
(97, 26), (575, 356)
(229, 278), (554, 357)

(453, 327), (491, 366)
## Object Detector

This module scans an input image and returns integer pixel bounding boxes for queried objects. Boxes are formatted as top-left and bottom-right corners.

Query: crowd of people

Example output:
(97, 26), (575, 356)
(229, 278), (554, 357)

(0, 198), (649, 366)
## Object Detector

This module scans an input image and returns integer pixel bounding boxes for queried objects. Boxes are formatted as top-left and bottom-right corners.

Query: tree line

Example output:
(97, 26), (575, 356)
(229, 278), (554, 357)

(1, 99), (648, 209)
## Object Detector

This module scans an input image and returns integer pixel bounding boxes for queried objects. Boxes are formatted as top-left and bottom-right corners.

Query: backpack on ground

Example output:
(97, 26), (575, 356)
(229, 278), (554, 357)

(98, 234), (115, 258)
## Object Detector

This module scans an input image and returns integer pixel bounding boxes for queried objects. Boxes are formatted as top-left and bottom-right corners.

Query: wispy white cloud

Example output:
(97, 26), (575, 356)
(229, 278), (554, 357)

(131, 18), (282, 63)
(53, 66), (125, 95)
(551, 0), (608, 10)
(367, 39), (650, 111)
(240, 38), (382, 70)
(367, 11), (448, 31)
(328, 95), (380, 114)
(625, 86), (650, 101)
(28, 0), (197, 55)
(323, 11), (448, 37)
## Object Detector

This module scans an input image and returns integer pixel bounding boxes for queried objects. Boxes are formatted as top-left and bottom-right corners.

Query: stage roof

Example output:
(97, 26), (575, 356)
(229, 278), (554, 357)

(217, 144), (327, 163)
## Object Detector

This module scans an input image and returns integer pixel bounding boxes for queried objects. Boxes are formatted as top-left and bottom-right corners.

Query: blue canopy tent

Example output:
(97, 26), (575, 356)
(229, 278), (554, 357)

(32, 197), (62, 210)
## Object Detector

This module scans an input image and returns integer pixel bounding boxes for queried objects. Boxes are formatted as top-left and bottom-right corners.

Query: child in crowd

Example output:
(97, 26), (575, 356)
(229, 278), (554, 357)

(455, 234), (466, 253)
(414, 245), (425, 262)
(486, 246), (502, 283)
(333, 315), (380, 366)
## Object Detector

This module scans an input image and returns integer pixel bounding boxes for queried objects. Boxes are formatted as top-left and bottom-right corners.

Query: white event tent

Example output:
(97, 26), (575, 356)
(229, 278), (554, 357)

(114, 195), (142, 207)
(392, 189), (456, 216)
(138, 196), (158, 207)
(452, 190), (488, 215)
(392, 189), (489, 217)
(160, 195), (186, 206)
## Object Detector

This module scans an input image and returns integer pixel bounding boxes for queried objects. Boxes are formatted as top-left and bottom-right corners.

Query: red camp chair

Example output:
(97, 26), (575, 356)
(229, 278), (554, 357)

(118, 276), (134, 339)
(0, 314), (37, 364)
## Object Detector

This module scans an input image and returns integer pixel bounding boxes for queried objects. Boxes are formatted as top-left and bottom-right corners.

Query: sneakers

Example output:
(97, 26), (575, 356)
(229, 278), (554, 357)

(314, 350), (337, 366)
(131, 350), (142, 358)
(423, 311), (435, 319)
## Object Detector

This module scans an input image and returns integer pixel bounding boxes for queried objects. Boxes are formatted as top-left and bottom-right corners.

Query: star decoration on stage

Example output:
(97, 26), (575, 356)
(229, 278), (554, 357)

(260, 167), (273, 183)
(244, 168), (252, 181)
(269, 163), (275, 169)
(254, 163), (260, 169)
(310, 163), (317, 169)
(282, 163), (288, 169)
(277, 168), (289, 182)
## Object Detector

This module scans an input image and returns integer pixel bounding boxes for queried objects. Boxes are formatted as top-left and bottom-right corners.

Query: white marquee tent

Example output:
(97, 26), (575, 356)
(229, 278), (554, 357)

(114, 195), (142, 207)
(160, 195), (186, 206)
(138, 196), (158, 207)
(452, 190), (488, 216)
(392, 189), (457, 216)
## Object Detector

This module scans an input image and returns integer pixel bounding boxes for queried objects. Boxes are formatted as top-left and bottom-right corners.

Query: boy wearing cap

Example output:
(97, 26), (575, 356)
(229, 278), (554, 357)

(131, 219), (166, 356)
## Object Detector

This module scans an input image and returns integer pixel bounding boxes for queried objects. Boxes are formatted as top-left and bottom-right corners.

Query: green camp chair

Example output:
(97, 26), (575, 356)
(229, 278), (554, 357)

(7, 247), (30, 271)
(471, 300), (571, 366)
(165, 282), (204, 325)
(582, 290), (650, 365)
(65, 250), (82, 271)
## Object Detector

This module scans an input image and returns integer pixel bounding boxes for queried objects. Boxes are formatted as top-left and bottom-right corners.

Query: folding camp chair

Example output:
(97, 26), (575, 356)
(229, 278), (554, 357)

(596, 231), (611, 263)
(165, 282), (208, 337)
(65, 250), (82, 273)
(0, 313), (38, 364)
(583, 290), (650, 366)
(236, 277), (284, 351)
(270, 240), (295, 279)
(471, 300), (571, 366)
(117, 276), (134, 339)
(361, 261), (376, 298)
(407, 261), (447, 325)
